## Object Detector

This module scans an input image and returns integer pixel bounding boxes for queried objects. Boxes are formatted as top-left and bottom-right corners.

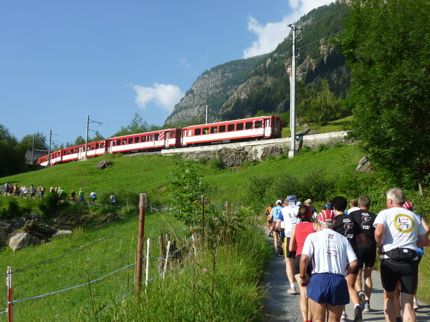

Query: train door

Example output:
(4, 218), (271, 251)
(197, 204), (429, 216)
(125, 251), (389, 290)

(78, 146), (86, 160)
(164, 131), (170, 148)
(264, 118), (271, 138)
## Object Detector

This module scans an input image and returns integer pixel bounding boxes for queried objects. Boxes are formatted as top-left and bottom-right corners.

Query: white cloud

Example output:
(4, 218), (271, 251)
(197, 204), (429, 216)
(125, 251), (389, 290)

(132, 83), (184, 113)
(243, 0), (335, 58)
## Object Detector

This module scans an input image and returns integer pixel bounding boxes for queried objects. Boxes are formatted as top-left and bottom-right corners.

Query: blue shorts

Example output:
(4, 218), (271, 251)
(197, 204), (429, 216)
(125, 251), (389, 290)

(307, 273), (349, 306)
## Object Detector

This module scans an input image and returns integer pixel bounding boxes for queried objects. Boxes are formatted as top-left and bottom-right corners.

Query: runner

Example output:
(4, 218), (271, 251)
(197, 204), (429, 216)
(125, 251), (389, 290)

(270, 200), (283, 256)
(350, 195), (377, 313)
(332, 196), (364, 322)
(289, 204), (315, 322)
(300, 209), (358, 322)
(374, 188), (430, 322)
(281, 195), (299, 295)
(265, 203), (274, 237)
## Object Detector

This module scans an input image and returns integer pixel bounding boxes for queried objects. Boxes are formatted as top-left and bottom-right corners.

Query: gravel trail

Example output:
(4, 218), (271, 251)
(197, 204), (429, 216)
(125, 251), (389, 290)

(261, 233), (430, 321)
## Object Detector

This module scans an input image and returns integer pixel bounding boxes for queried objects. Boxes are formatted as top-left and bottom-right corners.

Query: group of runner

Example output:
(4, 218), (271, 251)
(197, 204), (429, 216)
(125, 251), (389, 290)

(266, 188), (430, 322)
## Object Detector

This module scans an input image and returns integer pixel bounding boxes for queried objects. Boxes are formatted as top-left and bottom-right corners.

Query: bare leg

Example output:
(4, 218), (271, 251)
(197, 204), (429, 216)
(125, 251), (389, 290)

(400, 292), (416, 322)
(327, 303), (345, 322)
(355, 268), (363, 292)
(286, 258), (295, 288)
(295, 273), (309, 321)
(384, 290), (397, 322)
(309, 298), (326, 322)
(363, 266), (373, 301)
(346, 273), (360, 305)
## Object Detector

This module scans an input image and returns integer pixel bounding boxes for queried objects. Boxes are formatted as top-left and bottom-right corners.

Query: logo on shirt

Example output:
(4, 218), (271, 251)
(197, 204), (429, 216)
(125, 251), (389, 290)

(394, 213), (414, 233)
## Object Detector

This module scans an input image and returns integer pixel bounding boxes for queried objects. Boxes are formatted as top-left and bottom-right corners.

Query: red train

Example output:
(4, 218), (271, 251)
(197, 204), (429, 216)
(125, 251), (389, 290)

(36, 115), (282, 166)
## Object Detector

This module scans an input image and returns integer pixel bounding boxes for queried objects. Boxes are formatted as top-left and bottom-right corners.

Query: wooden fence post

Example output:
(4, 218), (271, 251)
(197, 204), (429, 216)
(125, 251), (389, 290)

(145, 238), (150, 287)
(162, 240), (171, 279)
(7, 266), (13, 322)
(135, 193), (147, 301)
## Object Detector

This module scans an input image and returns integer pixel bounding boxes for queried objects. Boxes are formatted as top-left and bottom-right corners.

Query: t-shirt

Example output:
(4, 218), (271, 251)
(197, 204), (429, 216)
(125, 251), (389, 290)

(333, 213), (362, 252)
(281, 203), (299, 237)
(294, 222), (315, 256)
(350, 209), (377, 246)
(302, 228), (357, 276)
(374, 207), (426, 253)
(271, 205), (283, 222)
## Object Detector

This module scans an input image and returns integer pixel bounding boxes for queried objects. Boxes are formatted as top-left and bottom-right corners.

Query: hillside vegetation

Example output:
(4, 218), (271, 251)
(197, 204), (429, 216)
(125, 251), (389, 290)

(1, 144), (430, 320)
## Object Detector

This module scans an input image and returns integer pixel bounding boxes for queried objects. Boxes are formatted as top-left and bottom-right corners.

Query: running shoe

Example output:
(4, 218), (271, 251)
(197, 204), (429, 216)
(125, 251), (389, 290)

(358, 291), (366, 309)
(363, 302), (371, 313)
(354, 305), (363, 322)
(287, 287), (297, 295)
(413, 298), (419, 310)
(340, 310), (348, 321)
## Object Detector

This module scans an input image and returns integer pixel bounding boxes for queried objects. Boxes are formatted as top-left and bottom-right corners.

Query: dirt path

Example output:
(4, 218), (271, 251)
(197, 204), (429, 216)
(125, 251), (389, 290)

(261, 233), (430, 321)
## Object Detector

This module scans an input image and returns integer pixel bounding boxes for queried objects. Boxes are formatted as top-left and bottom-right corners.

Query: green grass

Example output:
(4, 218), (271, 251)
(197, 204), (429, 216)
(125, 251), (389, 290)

(282, 115), (353, 137)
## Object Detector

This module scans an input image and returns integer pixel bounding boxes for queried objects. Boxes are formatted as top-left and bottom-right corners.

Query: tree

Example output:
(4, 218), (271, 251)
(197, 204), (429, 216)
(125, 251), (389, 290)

(74, 136), (85, 145)
(18, 132), (47, 152)
(0, 125), (26, 176)
(341, 0), (430, 189)
(115, 113), (149, 136)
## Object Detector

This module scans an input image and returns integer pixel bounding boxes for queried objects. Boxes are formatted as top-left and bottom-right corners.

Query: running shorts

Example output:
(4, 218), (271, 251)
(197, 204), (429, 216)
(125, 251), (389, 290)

(307, 273), (349, 306)
(357, 244), (377, 269)
(380, 258), (419, 294)
(293, 255), (312, 276)
(283, 237), (296, 259)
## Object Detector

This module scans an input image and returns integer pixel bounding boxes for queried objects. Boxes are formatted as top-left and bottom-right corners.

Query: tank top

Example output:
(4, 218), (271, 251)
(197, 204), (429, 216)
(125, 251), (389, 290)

(295, 222), (315, 256)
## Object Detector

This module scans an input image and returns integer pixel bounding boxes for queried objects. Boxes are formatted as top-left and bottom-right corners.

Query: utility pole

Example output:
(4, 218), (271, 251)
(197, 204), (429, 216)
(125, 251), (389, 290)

(84, 115), (102, 160)
(288, 23), (298, 158)
(31, 133), (35, 164)
(205, 105), (208, 124)
(85, 115), (90, 159)
(47, 130), (52, 166)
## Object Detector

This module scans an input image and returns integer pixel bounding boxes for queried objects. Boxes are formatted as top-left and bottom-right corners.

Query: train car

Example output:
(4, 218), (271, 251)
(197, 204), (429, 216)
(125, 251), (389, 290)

(108, 128), (181, 154)
(181, 115), (282, 147)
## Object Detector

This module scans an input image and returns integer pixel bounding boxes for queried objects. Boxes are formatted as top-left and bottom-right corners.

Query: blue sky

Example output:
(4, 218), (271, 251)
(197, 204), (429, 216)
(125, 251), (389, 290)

(1, 0), (334, 145)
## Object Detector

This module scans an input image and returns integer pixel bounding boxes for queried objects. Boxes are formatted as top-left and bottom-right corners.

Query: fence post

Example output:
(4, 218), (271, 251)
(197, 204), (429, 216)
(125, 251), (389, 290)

(6, 266), (13, 322)
(135, 193), (147, 301)
(145, 238), (151, 287)
(162, 240), (171, 279)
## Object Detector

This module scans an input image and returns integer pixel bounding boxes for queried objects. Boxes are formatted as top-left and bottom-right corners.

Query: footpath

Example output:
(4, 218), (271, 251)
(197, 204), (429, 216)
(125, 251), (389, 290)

(261, 234), (430, 321)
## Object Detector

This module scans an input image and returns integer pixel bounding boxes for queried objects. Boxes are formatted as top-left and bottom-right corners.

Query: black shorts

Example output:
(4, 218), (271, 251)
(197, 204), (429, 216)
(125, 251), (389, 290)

(284, 237), (296, 259)
(294, 255), (312, 276)
(380, 258), (419, 294)
(357, 244), (377, 269)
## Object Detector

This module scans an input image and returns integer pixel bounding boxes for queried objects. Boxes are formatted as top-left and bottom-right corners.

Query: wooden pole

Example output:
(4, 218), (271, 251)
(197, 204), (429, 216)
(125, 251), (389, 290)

(145, 238), (150, 287)
(135, 193), (147, 300)
(162, 240), (171, 279)
(7, 266), (13, 322)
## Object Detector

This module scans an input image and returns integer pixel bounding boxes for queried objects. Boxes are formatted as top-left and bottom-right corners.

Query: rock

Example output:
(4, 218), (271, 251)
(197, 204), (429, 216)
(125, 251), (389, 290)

(52, 230), (73, 238)
(23, 221), (56, 240)
(356, 156), (373, 173)
(9, 232), (40, 251)
(96, 160), (110, 170)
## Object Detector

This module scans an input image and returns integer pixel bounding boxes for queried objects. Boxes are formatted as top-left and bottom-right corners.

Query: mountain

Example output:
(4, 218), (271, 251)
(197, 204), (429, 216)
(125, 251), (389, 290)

(165, 0), (351, 127)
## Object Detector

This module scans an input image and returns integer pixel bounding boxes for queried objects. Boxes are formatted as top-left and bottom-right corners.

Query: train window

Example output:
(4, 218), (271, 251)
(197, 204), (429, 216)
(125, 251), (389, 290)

(195, 129), (201, 135)
(203, 127), (209, 134)
(227, 124), (235, 131)
(245, 122), (252, 129)
(134, 137), (140, 143)
(155, 134), (159, 140)
(148, 135), (153, 141)
(210, 127), (217, 134)
(219, 125), (226, 132)
(128, 138), (133, 144)
(141, 136), (146, 142)
(237, 123), (244, 130)
(100, 143), (104, 148)
(255, 121), (263, 128)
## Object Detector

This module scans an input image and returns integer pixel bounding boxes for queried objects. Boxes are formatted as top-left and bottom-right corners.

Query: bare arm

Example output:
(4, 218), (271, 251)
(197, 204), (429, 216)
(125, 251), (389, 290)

(299, 254), (310, 286)
(374, 223), (385, 248)
(289, 226), (297, 252)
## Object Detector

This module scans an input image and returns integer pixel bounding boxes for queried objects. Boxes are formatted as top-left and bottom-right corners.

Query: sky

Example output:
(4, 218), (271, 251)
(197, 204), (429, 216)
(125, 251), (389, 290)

(1, 0), (334, 146)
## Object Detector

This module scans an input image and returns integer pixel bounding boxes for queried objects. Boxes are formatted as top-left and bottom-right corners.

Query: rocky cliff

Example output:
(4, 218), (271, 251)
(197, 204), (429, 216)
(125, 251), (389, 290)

(165, 1), (350, 126)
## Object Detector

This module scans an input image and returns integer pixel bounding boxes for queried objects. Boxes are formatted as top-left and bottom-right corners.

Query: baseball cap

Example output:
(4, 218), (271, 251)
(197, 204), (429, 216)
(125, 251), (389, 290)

(276, 199), (282, 205)
(317, 209), (335, 225)
(402, 201), (414, 211)
(287, 195), (297, 203)
(304, 199), (312, 206)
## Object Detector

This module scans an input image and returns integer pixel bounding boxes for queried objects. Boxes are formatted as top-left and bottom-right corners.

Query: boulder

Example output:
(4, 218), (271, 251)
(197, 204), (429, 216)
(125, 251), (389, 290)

(52, 230), (73, 238)
(96, 160), (110, 170)
(356, 156), (373, 173)
(9, 232), (40, 251)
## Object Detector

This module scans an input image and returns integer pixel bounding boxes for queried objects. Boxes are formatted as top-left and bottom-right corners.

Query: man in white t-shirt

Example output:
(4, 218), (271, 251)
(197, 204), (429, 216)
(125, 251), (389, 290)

(281, 195), (299, 294)
(374, 188), (430, 322)
(300, 209), (358, 322)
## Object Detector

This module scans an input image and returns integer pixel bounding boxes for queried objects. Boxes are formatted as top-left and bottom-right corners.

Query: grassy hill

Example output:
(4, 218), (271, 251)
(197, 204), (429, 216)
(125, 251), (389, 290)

(0, 143), (429, 320)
